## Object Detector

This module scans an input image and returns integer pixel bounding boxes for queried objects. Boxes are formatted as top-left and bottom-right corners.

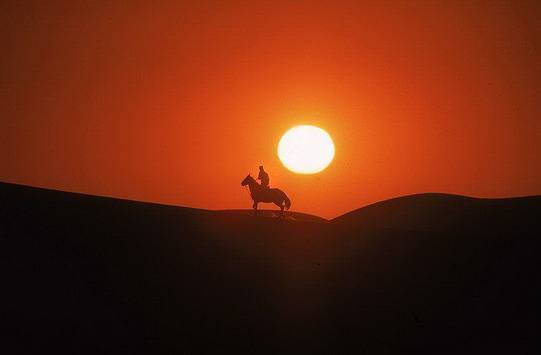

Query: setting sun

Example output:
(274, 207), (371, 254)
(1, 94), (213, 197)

(278, 125), (335, 174)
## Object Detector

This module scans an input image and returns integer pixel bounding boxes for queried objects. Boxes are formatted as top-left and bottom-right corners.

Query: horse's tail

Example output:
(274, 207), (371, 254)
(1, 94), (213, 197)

(283, 194), (291, 210)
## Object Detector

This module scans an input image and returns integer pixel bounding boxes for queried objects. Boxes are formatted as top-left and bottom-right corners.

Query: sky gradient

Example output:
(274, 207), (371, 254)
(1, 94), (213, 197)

(2, 1), (540, 218)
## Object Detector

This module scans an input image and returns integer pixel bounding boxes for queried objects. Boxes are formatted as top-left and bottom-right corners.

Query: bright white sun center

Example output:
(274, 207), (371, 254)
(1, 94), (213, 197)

(278, 125), (335, 174)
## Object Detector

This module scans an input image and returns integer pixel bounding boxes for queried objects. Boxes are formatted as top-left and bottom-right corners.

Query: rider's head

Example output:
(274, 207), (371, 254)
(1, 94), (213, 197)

(259, 165), (264, 171)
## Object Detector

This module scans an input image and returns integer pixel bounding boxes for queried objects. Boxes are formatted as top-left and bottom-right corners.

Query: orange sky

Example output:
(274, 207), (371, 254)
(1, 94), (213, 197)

(2, 1), (540, 218)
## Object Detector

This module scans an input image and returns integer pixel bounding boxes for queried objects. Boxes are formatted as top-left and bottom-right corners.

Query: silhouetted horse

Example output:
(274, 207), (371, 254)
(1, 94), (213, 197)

(241, 174), (291, 216)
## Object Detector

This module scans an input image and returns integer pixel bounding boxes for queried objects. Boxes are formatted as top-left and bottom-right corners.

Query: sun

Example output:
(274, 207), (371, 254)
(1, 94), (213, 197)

(278, 125), (335, 174)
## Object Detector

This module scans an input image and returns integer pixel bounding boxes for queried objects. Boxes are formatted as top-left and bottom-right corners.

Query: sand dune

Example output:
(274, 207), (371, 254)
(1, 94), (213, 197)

(1, 182), (540, 353)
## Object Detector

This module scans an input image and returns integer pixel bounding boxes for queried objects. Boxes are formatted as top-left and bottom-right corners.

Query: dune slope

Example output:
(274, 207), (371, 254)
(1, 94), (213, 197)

(1, 183), (540, 353)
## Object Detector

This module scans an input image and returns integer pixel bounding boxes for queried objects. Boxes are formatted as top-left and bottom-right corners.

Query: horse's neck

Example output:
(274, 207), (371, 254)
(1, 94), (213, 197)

(248, 180), (260, 194)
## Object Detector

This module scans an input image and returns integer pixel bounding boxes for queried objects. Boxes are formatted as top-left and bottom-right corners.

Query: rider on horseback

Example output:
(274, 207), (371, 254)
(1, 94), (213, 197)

(257, 165), (270, 188)
(241, 171), (291, 216)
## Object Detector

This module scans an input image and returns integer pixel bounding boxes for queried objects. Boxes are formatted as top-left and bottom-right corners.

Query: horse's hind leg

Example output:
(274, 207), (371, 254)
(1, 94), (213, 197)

(253, 201), (258, 216)
(274, 201), (285, 218)
(273, 201), (284, 217)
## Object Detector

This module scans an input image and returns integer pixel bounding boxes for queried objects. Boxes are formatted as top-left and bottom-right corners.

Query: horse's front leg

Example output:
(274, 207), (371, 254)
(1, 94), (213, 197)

(253, 201), (258, 216)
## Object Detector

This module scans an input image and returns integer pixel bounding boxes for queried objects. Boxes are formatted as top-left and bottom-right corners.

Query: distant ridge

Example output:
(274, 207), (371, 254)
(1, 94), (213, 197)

(0, 180), (206, 211)
(0, 182), (325, 222)
(214, 209), (327, 223)
(332, 192), (541, 231)
(2, 183), (539, 226)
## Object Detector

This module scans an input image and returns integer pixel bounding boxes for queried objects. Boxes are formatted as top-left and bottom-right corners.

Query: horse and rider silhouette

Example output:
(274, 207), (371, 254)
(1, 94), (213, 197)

(241, 166), (291, 216)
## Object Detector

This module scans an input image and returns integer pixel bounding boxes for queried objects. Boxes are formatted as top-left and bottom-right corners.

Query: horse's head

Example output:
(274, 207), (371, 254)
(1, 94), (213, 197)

(241, 174), (253, 186)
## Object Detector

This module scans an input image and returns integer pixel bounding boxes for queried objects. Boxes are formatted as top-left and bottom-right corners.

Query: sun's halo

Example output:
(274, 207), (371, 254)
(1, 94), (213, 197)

(278, 125), (335, 174)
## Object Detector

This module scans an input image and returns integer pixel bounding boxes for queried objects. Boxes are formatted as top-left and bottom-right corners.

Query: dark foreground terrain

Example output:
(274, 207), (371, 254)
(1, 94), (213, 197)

(1, 182), (540, 354)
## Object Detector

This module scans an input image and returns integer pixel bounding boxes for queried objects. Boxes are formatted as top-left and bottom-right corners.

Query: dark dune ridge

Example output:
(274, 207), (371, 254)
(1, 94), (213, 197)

(1, 182), (540, 354)
(214, 209), (328, 223)
(333, 192), (540, 231)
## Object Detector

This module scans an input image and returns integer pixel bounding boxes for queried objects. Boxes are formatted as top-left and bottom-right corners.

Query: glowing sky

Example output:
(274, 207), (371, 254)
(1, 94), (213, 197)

(2, 1), (540, 218)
